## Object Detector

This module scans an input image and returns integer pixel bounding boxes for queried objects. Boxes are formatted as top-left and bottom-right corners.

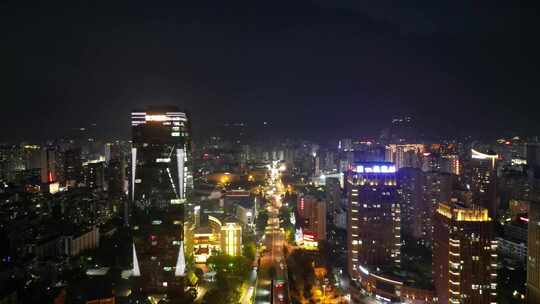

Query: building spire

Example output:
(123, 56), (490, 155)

(132, 243), (141, 277)
(175, 241), (186, 276)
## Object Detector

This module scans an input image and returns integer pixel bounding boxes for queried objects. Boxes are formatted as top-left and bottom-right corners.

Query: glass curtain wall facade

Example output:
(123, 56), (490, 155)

(129, 106), (192, 293)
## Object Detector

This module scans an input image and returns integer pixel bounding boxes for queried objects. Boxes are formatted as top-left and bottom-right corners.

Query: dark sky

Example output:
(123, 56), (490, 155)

(2, 0), (539, 141)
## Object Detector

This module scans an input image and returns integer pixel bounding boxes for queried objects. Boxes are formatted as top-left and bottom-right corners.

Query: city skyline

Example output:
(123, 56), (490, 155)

(2, 2), (540, 304)
(1, 105), (539, 303)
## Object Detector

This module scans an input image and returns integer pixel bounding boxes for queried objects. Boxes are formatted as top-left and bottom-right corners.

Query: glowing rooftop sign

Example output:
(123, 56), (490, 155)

(145, 114), (168, 121)
(356, 164), (396, 173)
(471, 149), (498, 160)
(132, 111), (188, 126)
(471, 149), (498, 169)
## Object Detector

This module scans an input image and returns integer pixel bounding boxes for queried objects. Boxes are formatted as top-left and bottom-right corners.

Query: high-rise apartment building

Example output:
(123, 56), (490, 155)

(433, 200), (497, 304)
(527, 200), (540, 302)
(467, 149), (498, 218)
(40, 146), (59, 184)
(130, 106), (192, 293)
(83, 161), (105, 190)
(526, 143), (540, 170)
(423, 172), (453, 245)
(107, 157), (126, 198)
(397, 167), (425, 240)
(298, 195), (326, 241)
(386, 144), (424, 170)
(347, 162), (401, 280)
(22, 144), (41, 171)
(441, 154), (461, 176)
(64, 148), (83, 187)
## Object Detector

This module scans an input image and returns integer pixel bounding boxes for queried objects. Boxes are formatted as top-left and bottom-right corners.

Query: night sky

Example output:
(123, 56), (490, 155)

(2, 1), (539, 141)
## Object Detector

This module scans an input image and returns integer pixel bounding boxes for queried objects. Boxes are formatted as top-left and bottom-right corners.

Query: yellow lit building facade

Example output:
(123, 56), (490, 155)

(186, 215), (242, 263)
(221, 221), (242, 256)
(433, 200), (497, 304)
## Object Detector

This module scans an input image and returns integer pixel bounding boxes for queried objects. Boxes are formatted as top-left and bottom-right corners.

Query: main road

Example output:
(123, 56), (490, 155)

(255, 162), (289, 304)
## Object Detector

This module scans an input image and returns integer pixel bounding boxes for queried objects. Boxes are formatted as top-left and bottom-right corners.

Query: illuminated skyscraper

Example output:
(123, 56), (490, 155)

(467, 149), (498, 218)
(347, 162), (401, 280)
(40, 145), (59, 184)
(423, 171), (453, 245)
(433, 200), (497, 304)
(130, 106), (192, 293)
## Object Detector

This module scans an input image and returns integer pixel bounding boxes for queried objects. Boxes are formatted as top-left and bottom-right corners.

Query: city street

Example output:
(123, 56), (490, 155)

(240, 266), (258, 304)
(255, 162), (289, 304)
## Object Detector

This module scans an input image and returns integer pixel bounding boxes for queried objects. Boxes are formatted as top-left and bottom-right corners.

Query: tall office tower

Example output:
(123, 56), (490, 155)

(105, 142), (124, 163)
(130, 106), (192, 293)
(527, 200), (540, 302)
(314, 154), (320, 176)
(40, 146), (58, 184)
(64, 148), (83, 187)
(441, 154), (460, 175)
(467, 149), (498, 219)
(346, 162), (401, 280)
(397, 167), (425, 240)
(325, 177), (341, 212)
(83, 161), (105, 190)
(298, 195), (327, 241)
(433, 200), (496, 304)
(423, 172), (453, 245)
(107, 158), (126, 198)
(22, 144), (41, 170)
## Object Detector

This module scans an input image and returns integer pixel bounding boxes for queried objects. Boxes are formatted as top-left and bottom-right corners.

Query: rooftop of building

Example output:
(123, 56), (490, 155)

(352, 162), (397, 174)
(437, 200), (491, 222)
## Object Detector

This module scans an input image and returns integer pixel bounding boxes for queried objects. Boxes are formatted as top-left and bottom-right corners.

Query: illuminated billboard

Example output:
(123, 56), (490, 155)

(355, 163), (396, 174)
